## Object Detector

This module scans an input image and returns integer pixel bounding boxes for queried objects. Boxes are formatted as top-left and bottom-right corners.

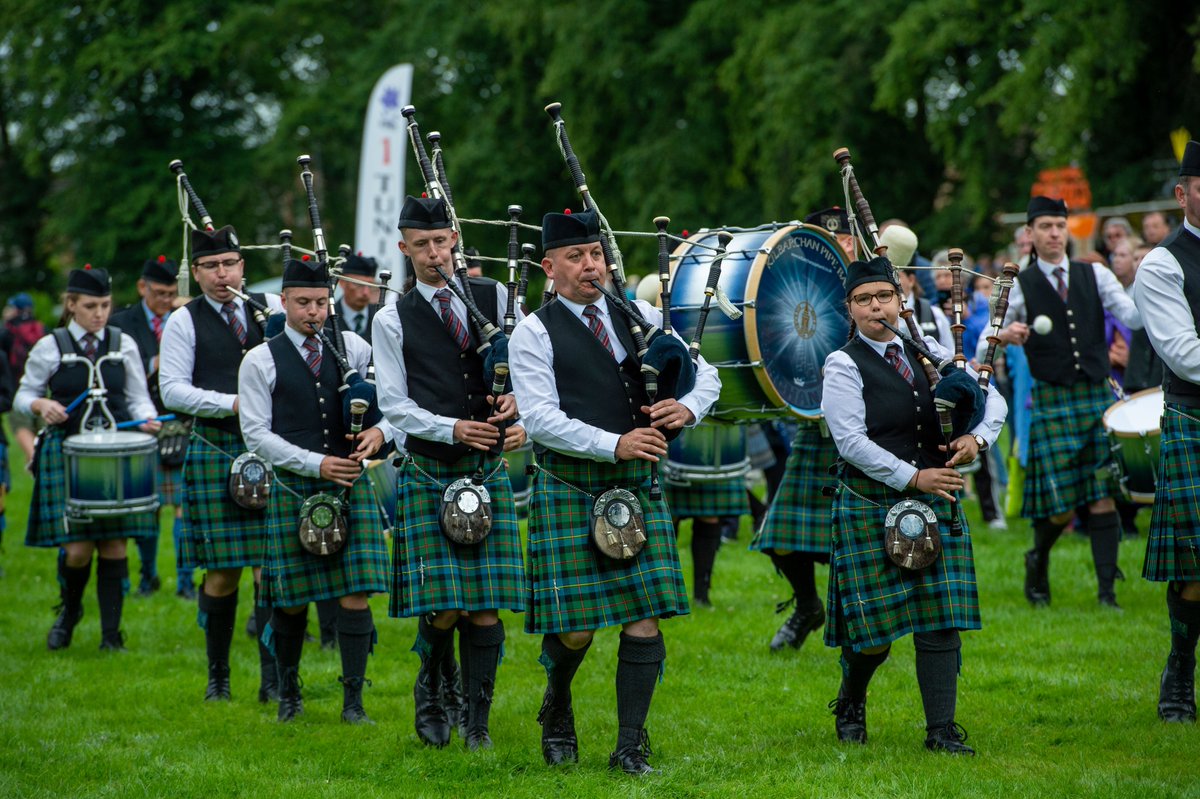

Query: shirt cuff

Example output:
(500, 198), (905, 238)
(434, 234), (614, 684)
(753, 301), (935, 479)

(887, 463), (919, 492)
(303, 451), (325, 478)
(599, 431), (622, 463)
(678, 395), (705, 428)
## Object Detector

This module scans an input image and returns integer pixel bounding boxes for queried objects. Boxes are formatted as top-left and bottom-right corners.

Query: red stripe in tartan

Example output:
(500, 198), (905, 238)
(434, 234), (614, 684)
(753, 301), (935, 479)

(1022, 380), (1114, 519)
(751, 425), (837, 555)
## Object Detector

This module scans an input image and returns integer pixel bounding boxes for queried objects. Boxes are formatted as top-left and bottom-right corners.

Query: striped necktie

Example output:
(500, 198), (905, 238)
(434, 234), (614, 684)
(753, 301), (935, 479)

(222, 301), (247, 346)
(434, 289), (470, 351)
(583, 305), (615, 358)
(303, 336), (322, 376)
(81, 333), (98, 362)
(885, 342), (913, 385)
(150, 315), (164, 342)
(1053, 267), (1068, 302)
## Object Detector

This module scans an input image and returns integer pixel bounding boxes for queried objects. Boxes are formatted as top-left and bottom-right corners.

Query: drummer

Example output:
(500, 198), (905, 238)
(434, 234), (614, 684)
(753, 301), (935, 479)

(16, 266), (162, 652)
(805, 207), (855, 261)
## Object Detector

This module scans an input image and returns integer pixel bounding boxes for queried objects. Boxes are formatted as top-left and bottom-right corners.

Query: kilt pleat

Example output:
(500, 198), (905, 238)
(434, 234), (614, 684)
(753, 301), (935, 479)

(389, 453), (526, 618)
(664, 477), (749, 519)
(1022, 380), (1115, 519)
(525, 453), (689, 634)
(177, 425), (267, 570)
(751, 424), (837, 555)
(1143, 404), (1200, 582)
(824, 475), (980, 651)
(25, 428), (157, 547)
(259, 471), (390, 607)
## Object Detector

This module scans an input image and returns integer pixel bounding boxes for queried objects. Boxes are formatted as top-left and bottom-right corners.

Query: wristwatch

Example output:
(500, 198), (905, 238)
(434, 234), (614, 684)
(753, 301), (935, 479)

(972, 434), (988, 452)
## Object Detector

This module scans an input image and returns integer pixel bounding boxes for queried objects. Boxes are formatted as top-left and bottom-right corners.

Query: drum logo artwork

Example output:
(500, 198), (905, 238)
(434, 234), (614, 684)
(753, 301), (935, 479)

(792, 301), (817, 339)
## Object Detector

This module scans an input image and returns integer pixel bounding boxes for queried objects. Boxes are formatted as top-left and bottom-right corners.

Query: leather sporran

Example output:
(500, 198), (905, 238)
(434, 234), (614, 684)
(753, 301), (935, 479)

(439, 478), (493, 545)
(591, 488), (647, 561)
(883, 498), (941, 571)
(298, 492), (349, 556)
(228, 451), (273, 510)
(157, 418), (193, 467)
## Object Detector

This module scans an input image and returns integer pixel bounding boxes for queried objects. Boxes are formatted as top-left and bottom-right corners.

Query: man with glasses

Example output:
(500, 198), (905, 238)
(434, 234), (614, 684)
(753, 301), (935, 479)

(161, 226), (283, 704)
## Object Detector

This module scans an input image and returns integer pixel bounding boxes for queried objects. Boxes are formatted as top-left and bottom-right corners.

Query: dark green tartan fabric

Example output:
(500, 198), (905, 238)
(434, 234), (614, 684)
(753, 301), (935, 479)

(824, 475), (980, 651)
(1143, 404), (1200, 582)
(26, 428), (157, 547)
(751, 424), (837, 555)
(1022, 380), (1115, 519)
(259, 471), (390, 607)
(389, 453), (526, 618)
(525, 452), (689, 634)
(177, 425), (267, 570)
(664, 476), (749, 519)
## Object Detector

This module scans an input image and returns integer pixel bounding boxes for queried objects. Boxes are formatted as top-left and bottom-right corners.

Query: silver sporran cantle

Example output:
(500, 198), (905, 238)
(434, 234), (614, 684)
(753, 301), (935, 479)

(439, 478), (493, 545)
(298, 492), (348, 556)
(591, 488), (647, 561)
(228, 451), (273, 510)
(884, 499), (941, 570)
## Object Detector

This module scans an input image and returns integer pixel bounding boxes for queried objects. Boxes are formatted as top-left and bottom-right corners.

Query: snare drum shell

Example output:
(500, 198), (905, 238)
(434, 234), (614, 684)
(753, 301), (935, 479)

(63, 431), (160, 516)
(663, 424), (750, 485)
(1103, 388), (1164, 504)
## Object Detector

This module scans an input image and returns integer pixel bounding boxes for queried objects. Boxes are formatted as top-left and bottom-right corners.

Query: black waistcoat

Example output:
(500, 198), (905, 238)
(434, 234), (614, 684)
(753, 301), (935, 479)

(1017, 261), (1108, 385)
(536, 299), (651, 440)
(268, 334), (351, 459)
(327, 300), (377, 345)
(110, 304), (167, 413)
(914, 297), (939, 339)
(48, 327), (130, 434)
(186, 294), (265, 434)
(841, 336), (944, 476)
(396, 278), (500, 463)
(1161, 227), (1200, 407)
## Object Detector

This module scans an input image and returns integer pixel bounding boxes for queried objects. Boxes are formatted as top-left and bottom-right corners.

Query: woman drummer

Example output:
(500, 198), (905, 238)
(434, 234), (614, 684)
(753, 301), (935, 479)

(16, 266), (161, 652)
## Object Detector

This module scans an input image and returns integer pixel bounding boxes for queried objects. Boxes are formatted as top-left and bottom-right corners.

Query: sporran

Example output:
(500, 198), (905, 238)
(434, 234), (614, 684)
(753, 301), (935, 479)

(298, 491), (349, 556)
(228, 451), (273, 510)
(439, 478), (493, 545)
(591, 488), (647, 561)
(883, 498), (941, 570)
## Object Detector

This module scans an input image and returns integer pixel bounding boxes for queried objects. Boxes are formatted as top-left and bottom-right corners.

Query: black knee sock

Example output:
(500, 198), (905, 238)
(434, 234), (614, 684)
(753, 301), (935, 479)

(415, 615), (454, 669)
(135, 533), (158, 582)
(615, 632), (666, 751)
(747, 490), (768, 522)
(199, 588), (238, 668)
(769, 551), (819, 609)
(61, 560), (91, 613)
(541, 634), (591, 707)
(1167, 586), (1200, 665)
(337, 606), (375, 684)
(455, 617), (470, 702)
(839, 646), (891, 701)
(1088, 510), (1121, 594)
(316, 598), (339, 646)
(272, 607), (309, 679)
(465, 620), (505, 728)
(914, 630), (961, 731)
(95, 557), (128, 638)
(690, 520), (722, 603)
(253, 582), (275, 680)
(1033, 518), (1065, 557)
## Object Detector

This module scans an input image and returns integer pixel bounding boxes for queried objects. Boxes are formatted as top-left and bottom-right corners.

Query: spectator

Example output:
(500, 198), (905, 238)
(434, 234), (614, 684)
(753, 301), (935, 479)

(1142, 211), (1172, 247)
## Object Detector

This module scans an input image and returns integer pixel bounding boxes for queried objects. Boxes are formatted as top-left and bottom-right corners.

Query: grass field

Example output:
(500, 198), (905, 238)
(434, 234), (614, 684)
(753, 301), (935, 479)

(0, 444), (1196, 799)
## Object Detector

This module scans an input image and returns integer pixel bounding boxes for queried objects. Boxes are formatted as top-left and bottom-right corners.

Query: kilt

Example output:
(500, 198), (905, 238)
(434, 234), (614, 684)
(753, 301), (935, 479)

(25, 428), (157, 547)
(1143, 404), (1200, 582)
(751, 424), (837, 556)
(525, 452), (689, 634)
(159, 464), (183, 507)
(1022, 380), (1115, 519)
(824, 474), (980, 651)
(178, 424), (267, 571)
(260, 471), (390, 607)
(664, 477), (749, 519)
(389, 453), (526, 618)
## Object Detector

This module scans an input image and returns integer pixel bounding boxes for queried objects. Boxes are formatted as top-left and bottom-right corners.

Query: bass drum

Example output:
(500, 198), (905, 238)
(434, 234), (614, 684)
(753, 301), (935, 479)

(670, 224), (850, 420)
(1103, 388), (1164, 504)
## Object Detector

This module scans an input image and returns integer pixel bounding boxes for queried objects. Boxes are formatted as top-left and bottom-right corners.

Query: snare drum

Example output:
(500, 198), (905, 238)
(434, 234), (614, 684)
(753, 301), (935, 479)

(506, 443), (535, 516)
(670, 224), (850, 420)
(62, 430), (160, 518)
(1103, 388), (1164, 504)
(662, 423), (750, 486)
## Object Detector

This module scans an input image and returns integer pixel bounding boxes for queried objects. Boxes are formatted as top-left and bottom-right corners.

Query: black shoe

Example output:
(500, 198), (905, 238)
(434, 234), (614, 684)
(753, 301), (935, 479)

(538, 689), (578, 766)
(1098, 592), (1122, 610)
(770, 598), (825, 652)
(321, 636), (338, 652)
(465, 728), (493, 751)
(608, 728), (656, 775)
(464, 679), (496, 751)
(99, 631), (126, 652)
(340, 676), (374, 725)
(925, 721), (976, 755)
(47, 604), (84, 651)
(205, 662), (231, 701)
(277, 667), (304, 722)
(176, 583), (197, 601)
(1024, 549), (1050, 606)
(1158, 652), (1197, 723)
(136, 575), (161, 598)
(441, 654), (467, 739)
(259, 665), (280, 704)
(414, 659), (451, 747)
(829, 693), (867, 744)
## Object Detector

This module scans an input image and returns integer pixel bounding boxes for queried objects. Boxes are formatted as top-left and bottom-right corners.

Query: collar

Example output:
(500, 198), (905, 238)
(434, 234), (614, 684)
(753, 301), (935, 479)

(557, 294), (611, 323)
(68, 319), (105, 344)
(1036, 255), (1069, 278)
(1184, 218), (1200, 239)
(414, 276), (462, 304)
(856, 329), (899, 357)
(283, 323), (320, 351)
(142, 300), (168, 323)
(204, 294), (241, 314)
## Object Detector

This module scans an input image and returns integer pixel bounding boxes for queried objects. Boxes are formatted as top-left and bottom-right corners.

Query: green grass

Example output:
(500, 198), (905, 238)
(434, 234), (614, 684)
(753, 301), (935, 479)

(0, 445), (1195, 799)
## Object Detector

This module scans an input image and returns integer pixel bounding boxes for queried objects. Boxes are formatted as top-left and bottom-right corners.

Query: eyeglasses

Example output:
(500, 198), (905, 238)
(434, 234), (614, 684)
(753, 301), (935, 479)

(194, 257), (243, 271)
(849, 289), (897, 307)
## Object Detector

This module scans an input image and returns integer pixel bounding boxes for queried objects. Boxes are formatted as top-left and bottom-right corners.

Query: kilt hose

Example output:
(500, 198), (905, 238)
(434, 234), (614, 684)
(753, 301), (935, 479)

(1022, 380), (1116, 520)
(751, 423), (837, 557)
(259, 471), (390, 608)
(525, 452), (689, 635)
(389, 453), (526, 618)
(825, 475), (980, 652)
(1143, 404), (1200, 583)
(664, 476), (749, 520)
(177, 424), (267, 571)
(26, 427), (157, 547)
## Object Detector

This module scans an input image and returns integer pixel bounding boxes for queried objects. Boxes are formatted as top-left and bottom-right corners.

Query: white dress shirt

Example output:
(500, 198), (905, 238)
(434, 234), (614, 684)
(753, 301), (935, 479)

(372, 277), (515, 444)
(159, 293), (283, 418)
(509, 297), (722, 462)
(1133, 218), (1200, 384)
(238, 324), (395, 477)
(822, 331), (1008, 491)
(16, 320), (158, 422)
(1000, 256), (1142, 329)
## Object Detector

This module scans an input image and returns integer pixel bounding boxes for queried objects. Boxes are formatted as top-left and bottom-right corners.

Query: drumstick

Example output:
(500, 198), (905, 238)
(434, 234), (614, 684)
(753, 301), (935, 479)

(64, 390), (90, 415)
(116, 414), (177, 430)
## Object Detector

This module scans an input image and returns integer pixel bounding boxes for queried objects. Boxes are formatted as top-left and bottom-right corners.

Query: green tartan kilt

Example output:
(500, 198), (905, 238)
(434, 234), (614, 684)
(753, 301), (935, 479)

(525, 452), (689, 634)
(824, 475), (980, 651)
(177, 424), (267, 571)
(1022, 380), (1115, 519)
(259, 471), (390, 607)
(751, 424), (837, 556)
(25, 427), (158, 547)
(664, 477), (749, 519)
(1143, 405), (1200, 582)
(389, 453), (526, 618)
